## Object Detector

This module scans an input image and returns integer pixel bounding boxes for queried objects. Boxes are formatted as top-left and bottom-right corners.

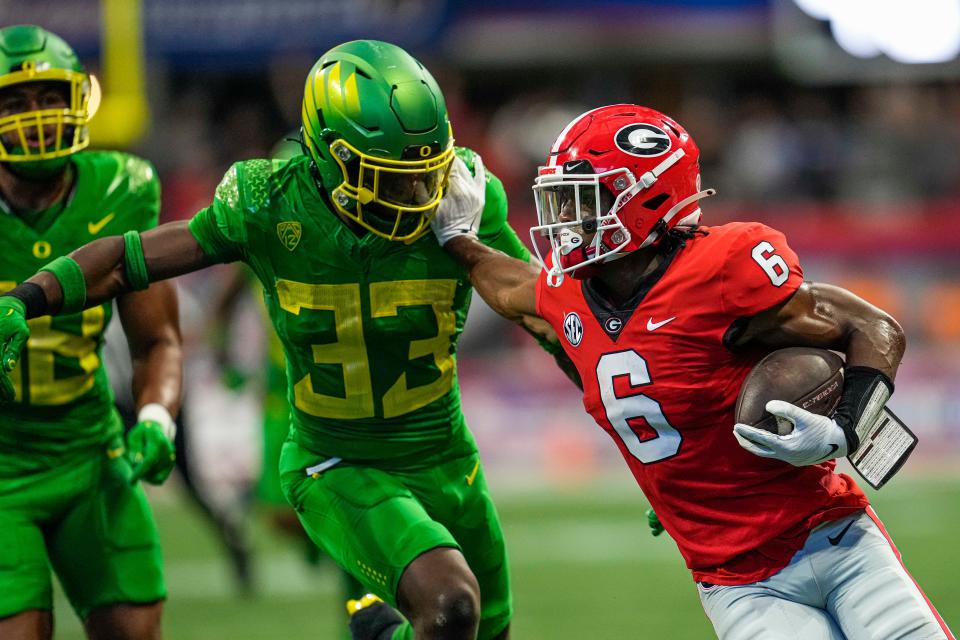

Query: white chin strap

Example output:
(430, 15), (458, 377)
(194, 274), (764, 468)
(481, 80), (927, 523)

(546, 265), (565, 288)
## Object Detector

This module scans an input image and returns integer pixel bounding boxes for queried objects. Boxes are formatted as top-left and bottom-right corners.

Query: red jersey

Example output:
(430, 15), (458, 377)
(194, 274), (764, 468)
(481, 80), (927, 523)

(535, 222), (869, 585)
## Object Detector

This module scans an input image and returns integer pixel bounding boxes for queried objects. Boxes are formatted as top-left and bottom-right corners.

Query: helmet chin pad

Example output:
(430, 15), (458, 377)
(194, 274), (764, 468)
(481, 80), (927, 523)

(6, 156), (70, 181)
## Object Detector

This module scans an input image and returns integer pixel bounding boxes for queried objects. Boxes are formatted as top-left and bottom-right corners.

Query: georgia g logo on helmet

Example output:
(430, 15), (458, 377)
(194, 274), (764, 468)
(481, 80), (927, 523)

(614, 123), (672, 158)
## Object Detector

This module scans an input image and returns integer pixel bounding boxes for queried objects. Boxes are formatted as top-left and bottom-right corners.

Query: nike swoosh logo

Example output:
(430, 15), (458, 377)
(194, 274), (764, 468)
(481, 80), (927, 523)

(646, 316), (676, 331)
(465, 460), (481, 486)
(88, 212), (115, 234)
(828, 519), (855, 546)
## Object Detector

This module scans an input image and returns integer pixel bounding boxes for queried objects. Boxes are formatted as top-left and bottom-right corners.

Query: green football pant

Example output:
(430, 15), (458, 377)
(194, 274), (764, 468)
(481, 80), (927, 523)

(0, 438), (166, 619)
(279, 437), (512, 639)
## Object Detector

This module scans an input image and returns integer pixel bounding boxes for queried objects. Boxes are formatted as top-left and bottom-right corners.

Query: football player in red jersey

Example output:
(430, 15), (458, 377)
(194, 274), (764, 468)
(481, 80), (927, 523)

(431, 104), (955, 639)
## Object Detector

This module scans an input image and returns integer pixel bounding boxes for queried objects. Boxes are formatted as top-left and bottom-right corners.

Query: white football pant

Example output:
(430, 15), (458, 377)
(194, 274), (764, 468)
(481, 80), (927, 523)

(698, 508), (954, 640)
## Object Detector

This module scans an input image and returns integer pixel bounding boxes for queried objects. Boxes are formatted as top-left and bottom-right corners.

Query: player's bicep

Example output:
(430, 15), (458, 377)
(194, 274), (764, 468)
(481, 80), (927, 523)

(142, 221), (216, 281)
(733, 282), (860, 350)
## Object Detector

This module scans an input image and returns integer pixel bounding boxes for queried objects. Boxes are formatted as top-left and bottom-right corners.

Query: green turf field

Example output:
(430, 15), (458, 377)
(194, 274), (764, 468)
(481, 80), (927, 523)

(51, 475), (958, 639)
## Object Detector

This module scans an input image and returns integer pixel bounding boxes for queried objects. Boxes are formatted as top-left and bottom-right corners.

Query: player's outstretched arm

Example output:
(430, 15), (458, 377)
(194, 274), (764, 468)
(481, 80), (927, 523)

(0, 222), (212, 399)
(28, 221), (211, 314)
(731, 282), (905, 464)
(432, 155), (539, 322)
(117, 281), (183, 484)
(444, 236), (539, 323)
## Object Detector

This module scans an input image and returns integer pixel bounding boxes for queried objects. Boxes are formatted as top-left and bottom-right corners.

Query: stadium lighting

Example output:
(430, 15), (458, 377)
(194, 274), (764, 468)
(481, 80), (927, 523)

(829, 0), (881, 59)
(793, 0), (960, 63)
(873, 0), (960, 63)
(792, 0), (832, 21)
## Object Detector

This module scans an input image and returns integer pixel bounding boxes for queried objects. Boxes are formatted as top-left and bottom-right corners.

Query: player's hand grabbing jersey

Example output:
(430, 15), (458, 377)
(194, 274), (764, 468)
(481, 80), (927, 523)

(189, 148), (530, 463)
(536, 222), (869, 585)
(0, 151), (159, 463)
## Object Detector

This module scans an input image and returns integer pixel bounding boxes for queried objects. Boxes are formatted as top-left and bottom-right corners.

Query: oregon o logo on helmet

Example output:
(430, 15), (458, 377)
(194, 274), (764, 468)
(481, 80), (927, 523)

(419, 145), (432, 157)
(563, 312), (584, 347)
(614, 123), (671, 157)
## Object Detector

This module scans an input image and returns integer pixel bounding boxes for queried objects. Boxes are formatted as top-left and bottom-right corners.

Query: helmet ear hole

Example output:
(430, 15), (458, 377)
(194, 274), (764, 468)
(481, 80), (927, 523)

(642, 193), (669, 210)
(662, 121), (681, 137)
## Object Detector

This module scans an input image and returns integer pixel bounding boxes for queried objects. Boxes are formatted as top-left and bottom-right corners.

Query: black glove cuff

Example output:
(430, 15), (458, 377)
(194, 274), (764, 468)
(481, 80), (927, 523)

(2, 282), (48, 319)
(833, 366), (894, 452)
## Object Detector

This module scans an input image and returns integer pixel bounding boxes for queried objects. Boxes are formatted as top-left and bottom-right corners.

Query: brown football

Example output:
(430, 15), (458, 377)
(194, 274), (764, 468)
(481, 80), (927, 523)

(735, 348), (844, 435)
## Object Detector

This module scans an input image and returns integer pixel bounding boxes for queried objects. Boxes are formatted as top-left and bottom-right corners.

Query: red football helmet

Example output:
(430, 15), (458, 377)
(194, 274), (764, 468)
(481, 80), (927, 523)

(531, 104), (715, 286)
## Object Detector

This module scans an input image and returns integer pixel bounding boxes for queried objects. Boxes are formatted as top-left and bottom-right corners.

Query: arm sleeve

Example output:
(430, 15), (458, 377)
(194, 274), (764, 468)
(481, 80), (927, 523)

(720, 222), (803, 318)
(187, 164), (249, 264)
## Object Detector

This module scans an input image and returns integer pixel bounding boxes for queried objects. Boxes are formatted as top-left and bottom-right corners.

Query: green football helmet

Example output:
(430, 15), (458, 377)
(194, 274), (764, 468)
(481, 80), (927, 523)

(0, 25), (100, 173)
(301, 40), (454, 243)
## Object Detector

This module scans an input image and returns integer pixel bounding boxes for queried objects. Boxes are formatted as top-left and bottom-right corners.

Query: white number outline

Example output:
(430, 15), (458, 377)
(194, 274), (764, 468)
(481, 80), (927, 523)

(751, 240), (789, 287)
(596, 349), (682, 464)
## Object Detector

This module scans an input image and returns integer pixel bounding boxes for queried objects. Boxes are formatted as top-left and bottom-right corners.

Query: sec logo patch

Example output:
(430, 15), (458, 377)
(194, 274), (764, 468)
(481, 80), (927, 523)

(563, 312), (584, 347)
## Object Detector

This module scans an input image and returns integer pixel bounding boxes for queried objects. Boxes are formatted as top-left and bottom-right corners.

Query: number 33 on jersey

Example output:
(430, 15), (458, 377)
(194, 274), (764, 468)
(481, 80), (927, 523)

(188, 152), (530, 463)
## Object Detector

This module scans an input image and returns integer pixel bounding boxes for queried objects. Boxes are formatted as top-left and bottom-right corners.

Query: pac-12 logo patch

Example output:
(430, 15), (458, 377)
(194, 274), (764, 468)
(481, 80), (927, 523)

(615, 123), (671, 157)
(563, 312), (584, 347)
(277, 221), (302, 251)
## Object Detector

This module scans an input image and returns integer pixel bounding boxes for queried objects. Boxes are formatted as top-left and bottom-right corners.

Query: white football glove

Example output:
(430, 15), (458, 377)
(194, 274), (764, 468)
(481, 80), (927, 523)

(733, 400), (849, 467)
(431, 155), (486, 246)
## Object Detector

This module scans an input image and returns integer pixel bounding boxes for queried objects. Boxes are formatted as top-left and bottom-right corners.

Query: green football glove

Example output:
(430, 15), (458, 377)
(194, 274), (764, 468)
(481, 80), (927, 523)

(646, 508), (665, 537)
(0, 296), (30, 402)
(126, 405), (176, 485)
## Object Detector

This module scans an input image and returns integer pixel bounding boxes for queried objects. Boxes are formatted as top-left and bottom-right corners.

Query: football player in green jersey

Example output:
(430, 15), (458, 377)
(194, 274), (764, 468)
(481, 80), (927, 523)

(0, 40), (561, 640)
(0, 25), (182, 640)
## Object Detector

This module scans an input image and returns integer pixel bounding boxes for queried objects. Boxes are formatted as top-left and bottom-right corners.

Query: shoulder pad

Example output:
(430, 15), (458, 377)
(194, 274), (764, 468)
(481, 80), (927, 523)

(238, 158), (276, 210)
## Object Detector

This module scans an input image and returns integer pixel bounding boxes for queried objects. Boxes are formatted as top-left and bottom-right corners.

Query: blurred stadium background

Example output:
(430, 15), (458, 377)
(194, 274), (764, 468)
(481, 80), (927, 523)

(4, 0), (959, 637)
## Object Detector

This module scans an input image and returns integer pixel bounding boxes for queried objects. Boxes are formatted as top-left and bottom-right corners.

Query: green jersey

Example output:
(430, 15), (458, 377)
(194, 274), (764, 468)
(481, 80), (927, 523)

(0, 151), (160, 459)
(189, 149), (529, 464)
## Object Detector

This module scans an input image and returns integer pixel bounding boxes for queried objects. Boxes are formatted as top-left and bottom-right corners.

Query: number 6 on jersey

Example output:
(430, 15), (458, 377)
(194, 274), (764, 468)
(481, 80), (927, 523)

(598, 350), (682, 464)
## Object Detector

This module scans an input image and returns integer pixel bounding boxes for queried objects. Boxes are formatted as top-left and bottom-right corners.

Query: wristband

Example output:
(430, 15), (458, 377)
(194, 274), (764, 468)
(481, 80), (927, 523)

(123, 231), (150, 291)
(138, 402), (176, 441)
(833, 366), (894, 453)
(2, 283), (47, 318)
(39, 256), (86, 314)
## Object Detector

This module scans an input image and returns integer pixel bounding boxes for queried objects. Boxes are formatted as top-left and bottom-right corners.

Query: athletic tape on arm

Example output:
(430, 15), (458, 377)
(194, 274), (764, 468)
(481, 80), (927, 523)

(123, 230), (150, 291)
(39, 256), (87, 314)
